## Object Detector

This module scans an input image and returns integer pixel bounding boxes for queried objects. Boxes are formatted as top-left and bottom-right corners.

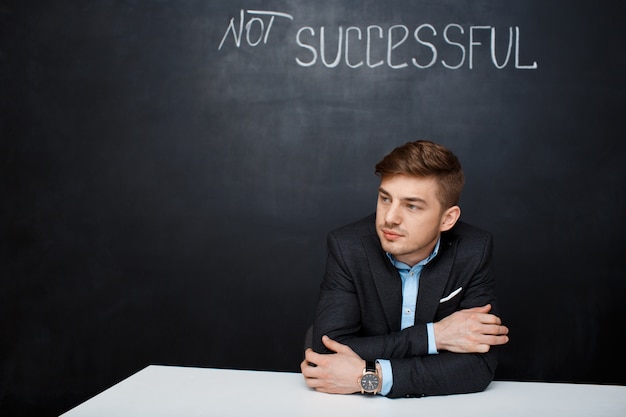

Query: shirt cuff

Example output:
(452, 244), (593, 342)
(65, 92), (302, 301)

(427, 322), (439, 354)
(376, 359), (393, 396)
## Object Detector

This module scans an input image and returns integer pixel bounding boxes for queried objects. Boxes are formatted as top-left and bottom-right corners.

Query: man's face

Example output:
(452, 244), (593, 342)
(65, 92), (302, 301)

(375, 174), (454, 267)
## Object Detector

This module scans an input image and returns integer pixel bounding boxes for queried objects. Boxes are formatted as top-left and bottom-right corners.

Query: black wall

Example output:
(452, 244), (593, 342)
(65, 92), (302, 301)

(2, 1), (625, 415)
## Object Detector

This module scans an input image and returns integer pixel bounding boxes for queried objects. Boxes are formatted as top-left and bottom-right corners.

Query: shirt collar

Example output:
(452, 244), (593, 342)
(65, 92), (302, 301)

(386, 237), (441, 271)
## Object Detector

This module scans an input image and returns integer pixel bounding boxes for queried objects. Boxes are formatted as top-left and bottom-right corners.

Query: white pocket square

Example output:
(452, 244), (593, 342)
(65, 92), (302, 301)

(439, 287), (463, 303)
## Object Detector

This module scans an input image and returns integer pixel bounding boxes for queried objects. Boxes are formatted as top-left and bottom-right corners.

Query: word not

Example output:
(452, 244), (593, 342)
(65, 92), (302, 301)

(218, 9), (293, 50)
(296, 24), (537, 70)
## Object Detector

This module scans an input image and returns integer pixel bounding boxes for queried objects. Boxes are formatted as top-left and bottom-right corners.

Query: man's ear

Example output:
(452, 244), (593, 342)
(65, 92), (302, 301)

(440, 206), (461, 232)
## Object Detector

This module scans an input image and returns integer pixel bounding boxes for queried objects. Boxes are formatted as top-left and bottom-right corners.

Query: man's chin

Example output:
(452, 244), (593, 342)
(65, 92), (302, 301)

(380, 241), (401, 255)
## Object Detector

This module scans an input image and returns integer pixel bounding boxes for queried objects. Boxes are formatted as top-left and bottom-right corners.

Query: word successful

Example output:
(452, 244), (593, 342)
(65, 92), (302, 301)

(218, 9), (538, 70)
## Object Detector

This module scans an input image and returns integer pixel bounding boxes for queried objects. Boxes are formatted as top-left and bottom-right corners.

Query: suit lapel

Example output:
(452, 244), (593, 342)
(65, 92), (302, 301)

(359, 221), (461, 329)
(415, 232), (459, 322)
(361, 232), (402, 331)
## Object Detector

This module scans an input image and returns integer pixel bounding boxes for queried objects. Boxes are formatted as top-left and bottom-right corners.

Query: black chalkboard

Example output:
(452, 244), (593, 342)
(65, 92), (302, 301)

(1, 1), (625, 415)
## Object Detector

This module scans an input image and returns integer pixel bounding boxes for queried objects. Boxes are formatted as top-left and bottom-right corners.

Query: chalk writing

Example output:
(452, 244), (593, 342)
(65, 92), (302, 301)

(218, 10), (294, 50)
(218, 9), (538, 70)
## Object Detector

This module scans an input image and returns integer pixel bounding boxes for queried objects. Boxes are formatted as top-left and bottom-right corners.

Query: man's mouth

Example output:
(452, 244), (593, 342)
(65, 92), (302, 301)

(381, 228), (403, 241)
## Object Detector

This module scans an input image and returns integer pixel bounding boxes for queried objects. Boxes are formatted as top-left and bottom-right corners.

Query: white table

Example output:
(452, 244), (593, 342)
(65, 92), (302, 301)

(60, 365), (626, 417)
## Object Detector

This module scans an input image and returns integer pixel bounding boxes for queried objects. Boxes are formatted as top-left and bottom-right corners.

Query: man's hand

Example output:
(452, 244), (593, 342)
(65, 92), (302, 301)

(301, 335), (366, 394)
(434, 304), (509, 353)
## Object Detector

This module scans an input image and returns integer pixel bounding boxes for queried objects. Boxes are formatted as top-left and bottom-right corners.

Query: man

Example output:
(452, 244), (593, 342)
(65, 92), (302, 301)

(301, 140), (509, 398)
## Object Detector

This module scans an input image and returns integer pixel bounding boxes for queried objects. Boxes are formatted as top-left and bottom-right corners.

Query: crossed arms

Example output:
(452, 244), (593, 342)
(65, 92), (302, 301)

(301, 225), (509, 398)
(302, 304), (509, 397)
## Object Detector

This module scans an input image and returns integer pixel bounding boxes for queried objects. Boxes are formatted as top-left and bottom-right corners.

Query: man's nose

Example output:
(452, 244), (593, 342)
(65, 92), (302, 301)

(384, 203), (401, 225)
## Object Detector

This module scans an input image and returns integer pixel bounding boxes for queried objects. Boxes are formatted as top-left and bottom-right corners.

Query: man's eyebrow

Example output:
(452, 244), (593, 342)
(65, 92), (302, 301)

(378, 187), (428, 204)
(403, 196), (428, 204)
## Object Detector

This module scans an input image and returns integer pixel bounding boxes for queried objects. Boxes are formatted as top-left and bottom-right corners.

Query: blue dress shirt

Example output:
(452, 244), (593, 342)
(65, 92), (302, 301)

(377, 238), (441, 396)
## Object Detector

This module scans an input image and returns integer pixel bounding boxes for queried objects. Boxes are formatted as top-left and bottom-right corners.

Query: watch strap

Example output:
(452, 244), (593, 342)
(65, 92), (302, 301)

(360, 360), (380, 394)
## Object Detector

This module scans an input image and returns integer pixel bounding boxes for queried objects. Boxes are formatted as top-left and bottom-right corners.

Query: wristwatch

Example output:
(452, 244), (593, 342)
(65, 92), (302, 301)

(358, 360), (380, 394)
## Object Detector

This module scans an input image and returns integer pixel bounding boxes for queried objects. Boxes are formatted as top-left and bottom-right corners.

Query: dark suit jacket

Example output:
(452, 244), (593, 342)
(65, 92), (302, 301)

(312, 213), (499, 398)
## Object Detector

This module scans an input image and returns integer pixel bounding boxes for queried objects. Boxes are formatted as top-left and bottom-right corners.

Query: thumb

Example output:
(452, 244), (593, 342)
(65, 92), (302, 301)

(322, 335), (353, 354)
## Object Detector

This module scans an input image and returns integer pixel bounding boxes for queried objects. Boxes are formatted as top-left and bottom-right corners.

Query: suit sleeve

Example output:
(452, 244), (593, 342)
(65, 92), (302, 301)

(388, 350), (497, 397)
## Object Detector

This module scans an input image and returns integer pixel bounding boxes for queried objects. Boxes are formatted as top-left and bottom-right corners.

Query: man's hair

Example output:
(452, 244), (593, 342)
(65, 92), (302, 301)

(374, 140), (465, 209)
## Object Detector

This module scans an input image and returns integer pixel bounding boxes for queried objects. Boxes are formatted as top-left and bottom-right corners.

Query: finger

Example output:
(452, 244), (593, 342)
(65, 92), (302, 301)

(300, 359), (322, 378)
(322, 335), (358, 356)
(304, 376), (320, 389)
(306, 347), (324, 361)
(481, 334), (510, 346)
(475, 323), (507, 337)
(301, 354), (319, 371)
(305, 377), (328, 391)
(302, 367), (323, 389)
(479, 314), (502, 325)
(300, 359), (309, 373)
(483, 323), (509, 335)
(463, 304), (491, 314)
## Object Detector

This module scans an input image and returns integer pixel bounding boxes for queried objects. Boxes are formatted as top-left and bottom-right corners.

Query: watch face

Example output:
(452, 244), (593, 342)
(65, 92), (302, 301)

(360, 373), (379, 392)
